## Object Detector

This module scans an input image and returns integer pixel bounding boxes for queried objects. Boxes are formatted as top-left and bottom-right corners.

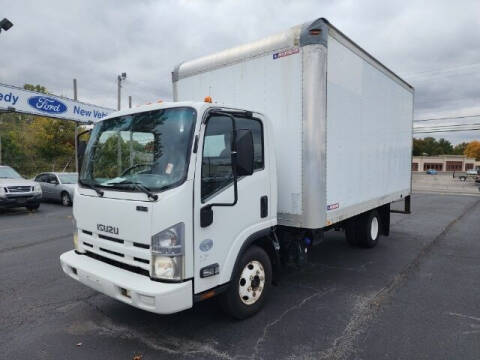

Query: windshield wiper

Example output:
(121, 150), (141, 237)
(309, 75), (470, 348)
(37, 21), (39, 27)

(111, 180), (158, 201)
(80, 181), (104, 197)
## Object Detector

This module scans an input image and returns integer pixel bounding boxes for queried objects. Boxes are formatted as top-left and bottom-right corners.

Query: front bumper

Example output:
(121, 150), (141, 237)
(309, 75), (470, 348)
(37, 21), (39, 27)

(0, 194), (41, 208)
(60, 250), (193, 314)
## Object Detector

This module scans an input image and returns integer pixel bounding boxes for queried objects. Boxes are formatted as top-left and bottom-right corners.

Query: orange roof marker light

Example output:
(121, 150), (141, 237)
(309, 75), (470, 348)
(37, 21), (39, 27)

(204, 96), (212, 103)
(157, 99), (163, 103)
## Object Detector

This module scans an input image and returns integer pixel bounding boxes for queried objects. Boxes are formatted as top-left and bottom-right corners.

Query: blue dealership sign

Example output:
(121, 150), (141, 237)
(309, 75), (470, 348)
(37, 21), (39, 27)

(1, 82), (113, 123)
(28, 96), (68, 114)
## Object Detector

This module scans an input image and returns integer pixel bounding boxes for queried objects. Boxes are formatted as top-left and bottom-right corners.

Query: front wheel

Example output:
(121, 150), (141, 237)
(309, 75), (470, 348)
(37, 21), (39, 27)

(61, 192), (72, 206)
(26, 203), (40, 211)
(220, 245), (272, 319)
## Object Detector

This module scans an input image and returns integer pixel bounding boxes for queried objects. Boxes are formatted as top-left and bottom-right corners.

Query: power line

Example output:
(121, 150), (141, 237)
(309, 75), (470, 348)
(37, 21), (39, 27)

(414, 126), (480, 134)
(414, 114), (480, 122)
(404, 62), (480, 79)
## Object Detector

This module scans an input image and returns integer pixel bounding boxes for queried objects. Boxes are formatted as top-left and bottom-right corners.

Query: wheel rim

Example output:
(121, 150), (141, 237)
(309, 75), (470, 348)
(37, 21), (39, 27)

(238, 260), (265, 305)
(370, 216), (379, 240)
(62, 194), (69, 205)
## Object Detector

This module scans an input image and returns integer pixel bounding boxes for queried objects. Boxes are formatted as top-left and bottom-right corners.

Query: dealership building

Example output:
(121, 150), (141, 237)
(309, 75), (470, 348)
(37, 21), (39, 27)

(412, 155), (480, 172)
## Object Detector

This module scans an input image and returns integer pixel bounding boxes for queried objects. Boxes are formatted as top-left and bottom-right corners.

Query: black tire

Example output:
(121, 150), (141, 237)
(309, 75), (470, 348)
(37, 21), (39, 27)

(220, 245), (272, 319)
(345, 218), (360, 246)
(358, 210), (381, 248)
(61, 192), (72, 206)
(26, 203), (40, 211)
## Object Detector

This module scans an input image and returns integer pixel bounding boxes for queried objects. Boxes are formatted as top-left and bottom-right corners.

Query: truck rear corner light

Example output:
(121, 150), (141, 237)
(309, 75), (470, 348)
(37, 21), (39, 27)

(200, 263), (219, 278)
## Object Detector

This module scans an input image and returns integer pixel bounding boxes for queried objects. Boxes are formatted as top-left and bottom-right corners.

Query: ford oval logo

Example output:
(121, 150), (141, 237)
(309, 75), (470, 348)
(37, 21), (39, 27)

(200, 239), (213, 252)
(28, 96), (67, 114)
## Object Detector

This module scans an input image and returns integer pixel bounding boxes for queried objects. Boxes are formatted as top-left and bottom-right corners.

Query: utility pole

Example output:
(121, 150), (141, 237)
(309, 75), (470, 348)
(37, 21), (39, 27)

(117, 73), (127, 110)
(129, 96), (132, 109)
(73, 78), (79, 173)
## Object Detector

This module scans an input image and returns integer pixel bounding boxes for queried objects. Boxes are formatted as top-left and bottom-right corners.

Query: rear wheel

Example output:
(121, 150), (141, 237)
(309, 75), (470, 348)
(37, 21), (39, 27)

(61, 192), (72, 206)
(358, 210), (381, 248)
(345, 210), (381, 248)
(345, 219), (360, 246)
(220, 245), (272, 319)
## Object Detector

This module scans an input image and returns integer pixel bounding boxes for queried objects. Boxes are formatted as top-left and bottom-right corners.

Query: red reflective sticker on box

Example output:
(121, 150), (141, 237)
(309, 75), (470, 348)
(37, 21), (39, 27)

(327, 203), (339, 211)
(273, 48), (299, 60)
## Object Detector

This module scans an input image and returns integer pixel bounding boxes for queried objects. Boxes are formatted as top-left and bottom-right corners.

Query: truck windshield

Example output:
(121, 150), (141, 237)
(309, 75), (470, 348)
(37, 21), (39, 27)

(0, 166), (22, 179)
(79, 107), (196, 193)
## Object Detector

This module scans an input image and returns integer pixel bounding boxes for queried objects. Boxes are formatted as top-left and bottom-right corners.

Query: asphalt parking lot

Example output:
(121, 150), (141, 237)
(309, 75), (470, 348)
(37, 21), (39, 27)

(1, 194), (480, 360)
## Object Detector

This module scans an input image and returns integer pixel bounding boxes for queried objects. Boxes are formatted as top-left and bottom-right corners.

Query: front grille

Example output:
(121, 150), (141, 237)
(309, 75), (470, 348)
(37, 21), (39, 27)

(99, 234), (124, 244)
(79, 229), (151, 272)
(99, 247), (124, 257)
(6, 186), (32, 193)
(85, 251), (150, 277)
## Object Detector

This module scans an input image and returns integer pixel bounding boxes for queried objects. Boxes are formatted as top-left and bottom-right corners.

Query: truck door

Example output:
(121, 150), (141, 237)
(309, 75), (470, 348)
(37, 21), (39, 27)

(193, 112), (270, 294)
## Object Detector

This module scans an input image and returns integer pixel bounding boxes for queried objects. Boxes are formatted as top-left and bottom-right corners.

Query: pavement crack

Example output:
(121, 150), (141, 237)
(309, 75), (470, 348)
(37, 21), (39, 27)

(0, 233), (71, 254)
(317, 294), (375, 360)
(312, 198), (480, 360)
(84, 298), (232, 359)
(252, 288), (335, 359)
(374, 197), (480, 303)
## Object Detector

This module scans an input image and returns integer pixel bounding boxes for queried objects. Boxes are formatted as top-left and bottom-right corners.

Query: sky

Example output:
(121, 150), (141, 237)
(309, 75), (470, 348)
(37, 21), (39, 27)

(1, 0), (480, 143)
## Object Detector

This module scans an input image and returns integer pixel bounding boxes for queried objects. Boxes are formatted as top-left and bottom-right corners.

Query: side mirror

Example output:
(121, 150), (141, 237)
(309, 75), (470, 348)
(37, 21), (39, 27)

(200, 206), (213, 228)
(235, 129), (254, 176)
(76, 129), (91, 173)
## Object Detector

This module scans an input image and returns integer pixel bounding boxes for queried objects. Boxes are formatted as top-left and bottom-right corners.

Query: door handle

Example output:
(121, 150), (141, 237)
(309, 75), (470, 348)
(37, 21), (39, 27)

(260, 196), (268, 218)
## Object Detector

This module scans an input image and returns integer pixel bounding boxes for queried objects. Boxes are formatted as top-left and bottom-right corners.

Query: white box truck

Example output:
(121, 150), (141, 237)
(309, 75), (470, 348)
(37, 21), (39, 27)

(60, 18), (413, 319)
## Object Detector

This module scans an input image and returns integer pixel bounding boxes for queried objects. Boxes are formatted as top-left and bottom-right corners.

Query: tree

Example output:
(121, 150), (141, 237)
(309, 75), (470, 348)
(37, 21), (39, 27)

(23, 84), (48, 94)
(464, 141), (480, 160)
(0, 84), (77, 175)
(453, 142), (468, 155)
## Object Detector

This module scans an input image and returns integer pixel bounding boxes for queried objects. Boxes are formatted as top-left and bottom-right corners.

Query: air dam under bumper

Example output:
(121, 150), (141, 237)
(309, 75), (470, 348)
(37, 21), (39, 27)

(60, 250), (193, 314)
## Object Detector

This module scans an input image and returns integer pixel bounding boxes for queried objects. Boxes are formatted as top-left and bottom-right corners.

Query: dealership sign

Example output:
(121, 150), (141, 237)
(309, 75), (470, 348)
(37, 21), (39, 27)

(0, 83), (113, 123)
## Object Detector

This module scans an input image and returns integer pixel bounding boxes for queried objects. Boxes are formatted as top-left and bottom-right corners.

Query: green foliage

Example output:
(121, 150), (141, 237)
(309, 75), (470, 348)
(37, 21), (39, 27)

(453, 142), (468, 155)
(23, 84), (48, 94)
(0, 84), (79, 177)
(413, 137), (453, 156)
(413, 137), (480, 159)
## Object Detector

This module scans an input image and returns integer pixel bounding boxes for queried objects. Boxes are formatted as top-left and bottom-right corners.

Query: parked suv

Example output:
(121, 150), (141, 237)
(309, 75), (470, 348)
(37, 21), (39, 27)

(34, 172), (77, 206)
(0, 166), (42, 210)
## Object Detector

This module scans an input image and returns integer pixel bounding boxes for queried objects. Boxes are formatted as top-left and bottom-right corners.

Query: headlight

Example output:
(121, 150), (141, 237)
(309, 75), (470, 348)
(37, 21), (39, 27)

(0, 187), (5, 198)
(34, 184), (42, 194)
(151, 223), (184, 280)
(152, 255), (184, 281)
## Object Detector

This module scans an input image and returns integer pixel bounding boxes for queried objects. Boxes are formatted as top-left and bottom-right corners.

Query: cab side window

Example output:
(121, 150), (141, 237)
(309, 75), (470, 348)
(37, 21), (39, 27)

(201, 115), (234, 201)
(236, 117), (264, 171)
(201, 115), (264, 201)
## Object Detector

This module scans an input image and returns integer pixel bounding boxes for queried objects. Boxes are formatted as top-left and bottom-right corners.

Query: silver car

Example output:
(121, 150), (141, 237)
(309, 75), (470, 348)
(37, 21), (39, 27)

(0, 165), (42, 210)
(34, 172), (78, 206)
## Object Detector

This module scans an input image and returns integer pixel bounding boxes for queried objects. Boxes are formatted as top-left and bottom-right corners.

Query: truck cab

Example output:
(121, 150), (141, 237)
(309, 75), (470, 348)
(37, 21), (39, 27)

(60, 101), (277, 318)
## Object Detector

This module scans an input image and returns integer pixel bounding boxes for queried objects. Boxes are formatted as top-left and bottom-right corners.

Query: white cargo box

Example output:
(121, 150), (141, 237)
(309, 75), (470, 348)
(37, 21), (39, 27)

(173, 18), (414, 229)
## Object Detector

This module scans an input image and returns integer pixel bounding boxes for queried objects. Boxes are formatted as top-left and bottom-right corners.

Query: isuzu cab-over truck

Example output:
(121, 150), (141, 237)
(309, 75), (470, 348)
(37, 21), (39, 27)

(60, 18), (413, 319)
